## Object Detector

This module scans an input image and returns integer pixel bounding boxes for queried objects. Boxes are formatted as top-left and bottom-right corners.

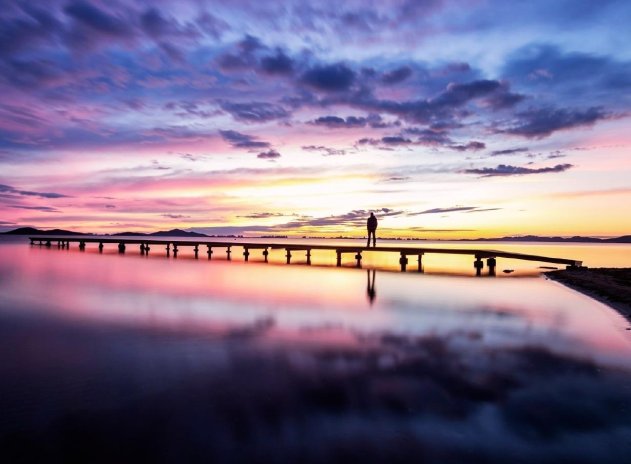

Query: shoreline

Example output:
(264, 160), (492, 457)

(546, 268), (631, 324)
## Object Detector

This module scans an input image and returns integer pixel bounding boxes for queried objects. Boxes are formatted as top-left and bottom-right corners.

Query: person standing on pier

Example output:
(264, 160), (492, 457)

(367, 212), (378, 247)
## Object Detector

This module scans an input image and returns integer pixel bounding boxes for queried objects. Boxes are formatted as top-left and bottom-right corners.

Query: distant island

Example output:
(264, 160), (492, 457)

(2, 227), (630, 243)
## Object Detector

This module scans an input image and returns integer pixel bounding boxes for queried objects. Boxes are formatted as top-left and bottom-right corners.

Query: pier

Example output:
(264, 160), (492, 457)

(29, 236), (583, 275)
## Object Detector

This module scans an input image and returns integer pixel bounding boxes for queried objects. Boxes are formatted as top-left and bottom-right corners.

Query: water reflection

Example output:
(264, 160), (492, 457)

(1, 239), (630, 463)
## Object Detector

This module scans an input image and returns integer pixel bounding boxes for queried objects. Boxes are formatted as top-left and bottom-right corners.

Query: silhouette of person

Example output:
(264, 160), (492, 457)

(366, 269), (376, 305)
(367, 212), (378, 247)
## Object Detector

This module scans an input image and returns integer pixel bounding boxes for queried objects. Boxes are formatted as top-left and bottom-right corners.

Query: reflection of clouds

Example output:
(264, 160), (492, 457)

(1, 315), (629, 463)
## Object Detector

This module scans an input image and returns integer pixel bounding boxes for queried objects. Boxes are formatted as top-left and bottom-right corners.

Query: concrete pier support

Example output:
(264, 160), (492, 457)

(118, 242), (126, 253)
(243, 247), (250, 261)
(207, 245), (213, 259)
(285, 249), (292, 264)
(79, 241), (85, 251)
(355, 252), (362, 268)
(194, 245), (199, 259)
(306, 249), (311, 265)
(417, 253), (424, 273)
(336, 250), (342, 267)
(140, 244), (145, 254)
(474, 256), (484, 276)
(57, 241), (61, 249)
(226, 246), (231, 260)
(98, 242), (104, 253)
(399, 252), (408, 272)
(172, 244), (178, 257)
(262, 248), (269, 262)
(45, 240), (51, 248)
(487, 257), (496, 276)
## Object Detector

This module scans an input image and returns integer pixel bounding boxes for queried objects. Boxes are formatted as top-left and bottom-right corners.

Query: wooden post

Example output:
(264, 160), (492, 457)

(417, 253), (424, 272)
(194, 244), (199, 259)
(173, 244), (178, 258)
(487, 257), (496, 276)
(355, 251), (362, 268)
(399, 252), (408, 272)
(207, 245), (212, 259)
(243, 247), (250, 261)
(285, 248), (292, 264)
(262, 248), (269, 262)
(98, 242), (104, 253)
(336, 250), (342, 267)
(118, 242), (126, 253)
(306, 249), (311, 265)
(474, 255), (483, 276)
(226, 246), (231, 260)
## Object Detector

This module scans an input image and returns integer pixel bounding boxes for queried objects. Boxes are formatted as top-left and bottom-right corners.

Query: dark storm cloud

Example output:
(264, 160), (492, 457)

(380, 66), (413, 85)
(301, 63), (356, 92)
(503, 107), (611, 138)
(220, 101), (289, 123)
(219, 130), (271, 149)
(464, 163), (573, 177)
(309, 115), (367, 128)
(0, 184), (69, 199)
(257, 149), (281, 159)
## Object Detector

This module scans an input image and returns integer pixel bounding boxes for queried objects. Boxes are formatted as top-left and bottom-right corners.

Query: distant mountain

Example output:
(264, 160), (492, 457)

(111, 232), (149, 236)
(1, 227), (87, 236)
(149, 229), (208, 238)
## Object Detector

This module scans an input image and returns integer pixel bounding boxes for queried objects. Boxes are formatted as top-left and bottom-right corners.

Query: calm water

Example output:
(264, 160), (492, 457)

(1, 236), (630, 463)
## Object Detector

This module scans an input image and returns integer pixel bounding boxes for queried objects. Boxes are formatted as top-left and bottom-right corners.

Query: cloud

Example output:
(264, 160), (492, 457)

(219, 130), (271, 149)
(220, 101), (289, 123)
(64, 2), (133, 38)
(408, 206), (500, 215)
(161, 213), (190, 219)
(301, 63), (356, 92)
(381, 66), (413, 85)
(309, 115), (366, 128)
(0, 184), (69, 199)
(301, 145), (347, 156)
(503, 107), (611, 138)
(260, 50), (294, 75)
(11, 205), (59, 212)
(450, 141), (486, 151)
(257, 149), (281, 159)
(238, 212), (284, 219)
(463, 163), (573, 177)
(489, 147), (529, 156)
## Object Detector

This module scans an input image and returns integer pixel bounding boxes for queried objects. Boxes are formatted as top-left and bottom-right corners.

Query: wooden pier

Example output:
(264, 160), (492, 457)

(29, 236), (584, 275)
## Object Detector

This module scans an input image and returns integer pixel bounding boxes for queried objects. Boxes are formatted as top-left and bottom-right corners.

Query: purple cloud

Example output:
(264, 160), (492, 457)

(219, 130), (271, 149)
(257, 149), (281, 159)
(464, 163), (573, 177)
(301, 63), (356, 92)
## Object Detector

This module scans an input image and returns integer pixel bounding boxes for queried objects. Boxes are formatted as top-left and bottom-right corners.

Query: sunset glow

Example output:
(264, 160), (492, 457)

(1, 0), (630, 238)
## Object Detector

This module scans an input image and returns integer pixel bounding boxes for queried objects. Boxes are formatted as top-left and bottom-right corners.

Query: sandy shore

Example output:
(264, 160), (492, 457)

(546, 268), (631, 323)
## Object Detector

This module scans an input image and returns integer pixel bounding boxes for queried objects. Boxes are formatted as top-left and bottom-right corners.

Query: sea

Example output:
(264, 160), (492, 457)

(1, 235), (630, 463)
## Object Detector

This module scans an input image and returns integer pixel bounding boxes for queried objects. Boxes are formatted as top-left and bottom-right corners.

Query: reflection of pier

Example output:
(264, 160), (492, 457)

(29, 237), (583, 275)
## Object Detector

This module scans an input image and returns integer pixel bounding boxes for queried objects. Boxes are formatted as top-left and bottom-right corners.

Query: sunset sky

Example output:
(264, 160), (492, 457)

(1, 0), (630, 238)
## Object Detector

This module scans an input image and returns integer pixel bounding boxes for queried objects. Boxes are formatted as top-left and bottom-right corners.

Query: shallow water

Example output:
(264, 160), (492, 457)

(1, 237), (630, 463)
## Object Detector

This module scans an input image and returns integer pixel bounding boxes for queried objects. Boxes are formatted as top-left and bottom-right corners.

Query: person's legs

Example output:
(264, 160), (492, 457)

(367, 231), (372, 247)
(372, 230), (376, 247)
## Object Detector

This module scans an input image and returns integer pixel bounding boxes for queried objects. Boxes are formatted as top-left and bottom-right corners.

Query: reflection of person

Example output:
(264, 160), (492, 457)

(366, 269), (376, 305)
(367, 212), (378, 247)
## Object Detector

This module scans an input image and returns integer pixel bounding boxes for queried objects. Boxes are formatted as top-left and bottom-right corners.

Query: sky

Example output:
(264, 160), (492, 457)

(1, 0), (630, 238)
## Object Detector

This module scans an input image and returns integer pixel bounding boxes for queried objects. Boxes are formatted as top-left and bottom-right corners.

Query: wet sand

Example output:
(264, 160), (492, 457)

(546, 268), (631, 322)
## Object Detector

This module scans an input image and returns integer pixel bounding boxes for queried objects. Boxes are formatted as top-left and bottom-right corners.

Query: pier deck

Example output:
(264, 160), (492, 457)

(29, 236), (584, 275)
